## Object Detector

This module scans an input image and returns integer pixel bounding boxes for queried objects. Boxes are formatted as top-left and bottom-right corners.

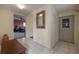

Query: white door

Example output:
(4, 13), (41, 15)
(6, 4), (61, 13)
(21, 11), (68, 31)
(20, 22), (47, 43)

(59, 15), (74, 43)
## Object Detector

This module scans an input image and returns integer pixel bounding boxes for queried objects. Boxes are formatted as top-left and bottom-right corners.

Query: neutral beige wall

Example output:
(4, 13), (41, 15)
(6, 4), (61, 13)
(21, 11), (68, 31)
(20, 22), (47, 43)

(0, 7), (14, 39)
(0, 6), (27, 40)
(58, 10), (75, 17)
(74, 12), (79, 50)
(70, 6), (79, 50)
(26, 13), (33, 38)
(33, 5), (58, 49)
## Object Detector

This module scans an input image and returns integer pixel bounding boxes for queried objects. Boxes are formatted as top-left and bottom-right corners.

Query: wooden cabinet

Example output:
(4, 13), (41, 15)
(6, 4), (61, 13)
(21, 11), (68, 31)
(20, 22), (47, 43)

(1, 39), (26, 54)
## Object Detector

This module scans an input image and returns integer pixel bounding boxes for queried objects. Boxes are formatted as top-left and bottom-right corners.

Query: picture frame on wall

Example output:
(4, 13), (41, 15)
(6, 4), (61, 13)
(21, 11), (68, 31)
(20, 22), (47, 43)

(36, 10), (45, 28)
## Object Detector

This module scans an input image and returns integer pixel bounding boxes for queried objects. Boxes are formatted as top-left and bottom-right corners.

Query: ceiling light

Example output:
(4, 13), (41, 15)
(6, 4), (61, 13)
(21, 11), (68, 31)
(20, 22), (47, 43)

(16, 4), (25, 10)
(39, 14), (43, 16)
(23, 22), (26, 27)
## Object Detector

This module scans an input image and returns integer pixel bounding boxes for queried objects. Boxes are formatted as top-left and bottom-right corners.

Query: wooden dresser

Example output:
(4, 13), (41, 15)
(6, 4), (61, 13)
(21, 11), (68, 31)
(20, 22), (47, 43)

(1, 39), (26, 54)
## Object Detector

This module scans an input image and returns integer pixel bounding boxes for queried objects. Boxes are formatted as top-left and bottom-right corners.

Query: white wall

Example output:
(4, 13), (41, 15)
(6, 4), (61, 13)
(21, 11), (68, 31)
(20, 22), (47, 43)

(0, 7), (14, 39)
(26, 13), (33, 38)
(50, 5), (59, 48)
(33, 5), (58, 49)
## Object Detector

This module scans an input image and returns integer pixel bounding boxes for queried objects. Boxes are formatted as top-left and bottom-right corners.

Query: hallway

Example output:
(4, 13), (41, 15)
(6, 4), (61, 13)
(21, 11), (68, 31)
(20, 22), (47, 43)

(17, 38), (78, 54)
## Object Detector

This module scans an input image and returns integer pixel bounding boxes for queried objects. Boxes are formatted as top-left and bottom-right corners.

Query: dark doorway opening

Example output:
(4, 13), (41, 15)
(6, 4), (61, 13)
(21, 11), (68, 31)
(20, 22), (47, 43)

(14, 15), (26, 39)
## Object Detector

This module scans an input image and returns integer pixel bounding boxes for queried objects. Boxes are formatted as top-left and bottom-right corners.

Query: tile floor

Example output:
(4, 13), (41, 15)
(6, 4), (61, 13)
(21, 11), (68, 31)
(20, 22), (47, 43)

(17, 38), (52, 54)
(17, 38), (79, 54)
(53, 41), (78, 54)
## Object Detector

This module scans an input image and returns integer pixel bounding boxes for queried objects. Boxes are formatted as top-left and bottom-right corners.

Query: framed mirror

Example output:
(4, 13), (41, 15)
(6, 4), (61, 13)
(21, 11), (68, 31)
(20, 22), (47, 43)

(36, 11), (45, 28)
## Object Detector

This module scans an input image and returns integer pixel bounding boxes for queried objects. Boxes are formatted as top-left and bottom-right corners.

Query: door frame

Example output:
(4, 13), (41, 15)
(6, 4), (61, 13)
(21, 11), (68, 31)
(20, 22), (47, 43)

(14, 14), (26, 39)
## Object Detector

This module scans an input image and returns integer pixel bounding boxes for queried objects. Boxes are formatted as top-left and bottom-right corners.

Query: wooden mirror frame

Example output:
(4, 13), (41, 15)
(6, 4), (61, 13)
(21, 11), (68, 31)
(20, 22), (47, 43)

(36, 11), (45, 28)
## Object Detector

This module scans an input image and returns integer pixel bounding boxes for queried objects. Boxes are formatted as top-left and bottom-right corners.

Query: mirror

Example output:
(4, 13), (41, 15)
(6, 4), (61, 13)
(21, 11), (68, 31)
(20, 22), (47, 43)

(36, 11), (45, 28)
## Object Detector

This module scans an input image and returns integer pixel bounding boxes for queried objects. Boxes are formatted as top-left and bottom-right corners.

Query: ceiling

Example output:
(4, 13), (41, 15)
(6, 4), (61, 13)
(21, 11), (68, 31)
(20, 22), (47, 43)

(0, 4), (76, 15)
(54, 4), (76, 13)
(0, 4), (45, 15)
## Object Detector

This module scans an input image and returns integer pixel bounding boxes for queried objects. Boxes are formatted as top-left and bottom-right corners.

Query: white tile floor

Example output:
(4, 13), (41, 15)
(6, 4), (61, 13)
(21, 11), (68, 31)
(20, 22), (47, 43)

(53, 41), (78, 54)
(17, 38), (52, 54)
(17, 38), (79, 54)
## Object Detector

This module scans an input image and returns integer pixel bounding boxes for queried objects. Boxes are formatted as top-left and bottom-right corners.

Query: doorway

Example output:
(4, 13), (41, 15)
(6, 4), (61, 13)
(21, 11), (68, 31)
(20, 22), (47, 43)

(59, 15), (74, 43)
(14, 15), (26, 39)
